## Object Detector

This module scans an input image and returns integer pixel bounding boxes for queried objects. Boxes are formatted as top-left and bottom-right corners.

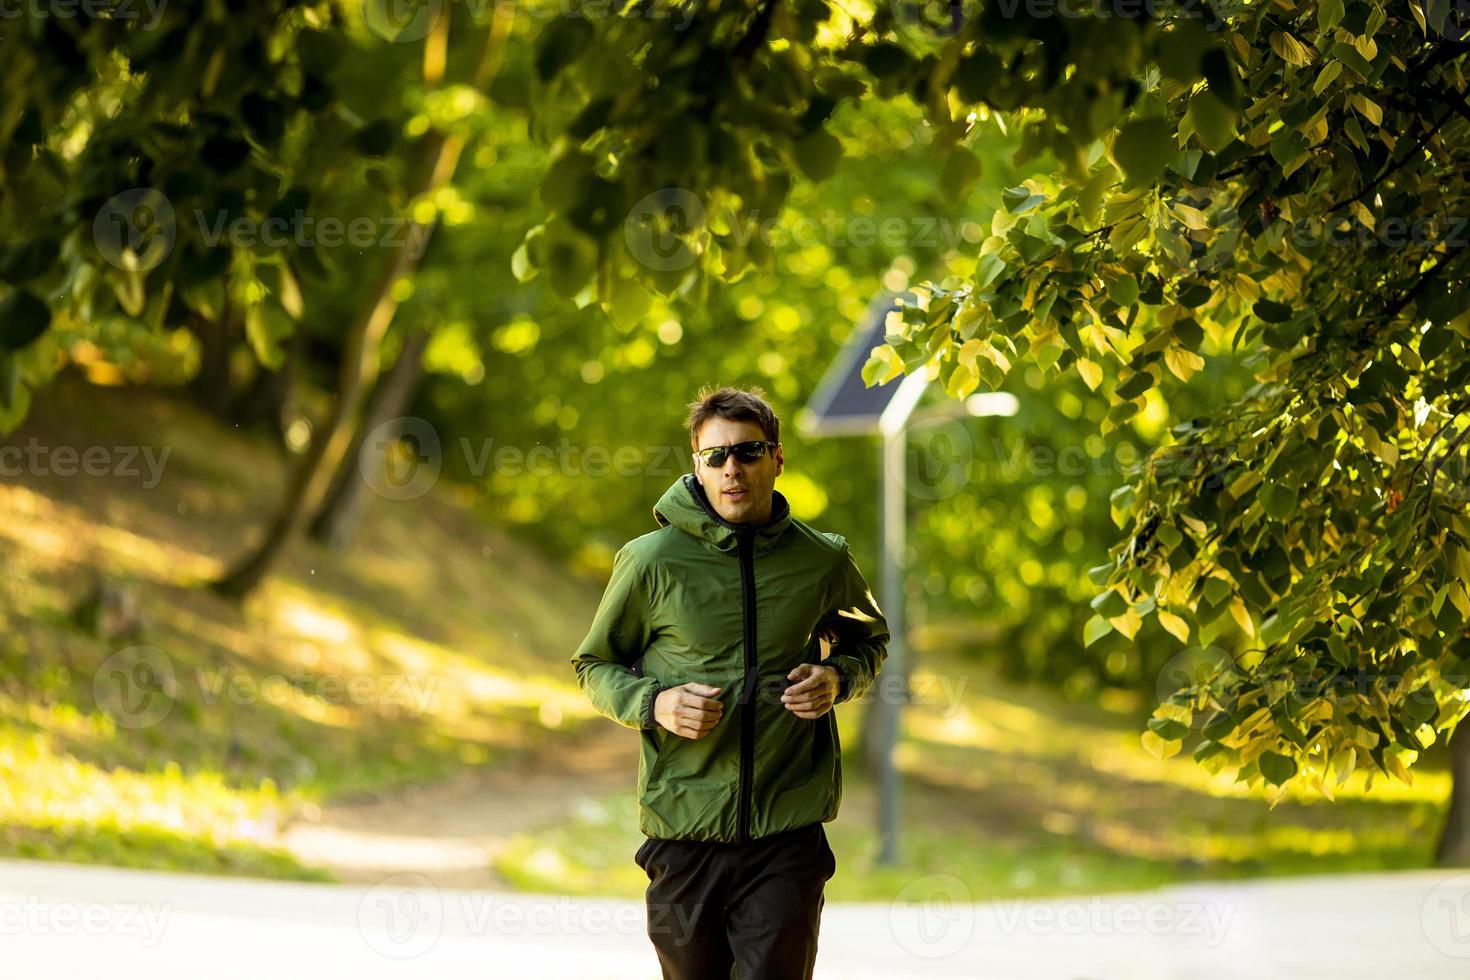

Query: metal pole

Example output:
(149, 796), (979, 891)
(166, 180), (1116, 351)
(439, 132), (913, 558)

(876, 424), (907, 866)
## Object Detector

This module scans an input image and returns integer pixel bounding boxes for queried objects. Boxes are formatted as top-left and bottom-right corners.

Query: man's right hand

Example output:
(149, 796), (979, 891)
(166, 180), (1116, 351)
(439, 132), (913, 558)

(654, 683), (723, 739)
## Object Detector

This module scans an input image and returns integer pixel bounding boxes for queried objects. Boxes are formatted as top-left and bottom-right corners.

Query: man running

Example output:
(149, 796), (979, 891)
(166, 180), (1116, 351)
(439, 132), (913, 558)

(571, 384), (890, 979)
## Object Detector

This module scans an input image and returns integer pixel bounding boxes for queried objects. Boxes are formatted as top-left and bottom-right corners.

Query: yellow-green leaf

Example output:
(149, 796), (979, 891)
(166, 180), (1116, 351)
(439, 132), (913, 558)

(1158, 609), (1192, 643)
(1076, 356), (1103, 390)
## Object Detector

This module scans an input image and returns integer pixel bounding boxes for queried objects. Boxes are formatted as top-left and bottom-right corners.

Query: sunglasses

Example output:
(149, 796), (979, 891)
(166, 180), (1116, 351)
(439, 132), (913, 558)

(692, 440), (777, 468)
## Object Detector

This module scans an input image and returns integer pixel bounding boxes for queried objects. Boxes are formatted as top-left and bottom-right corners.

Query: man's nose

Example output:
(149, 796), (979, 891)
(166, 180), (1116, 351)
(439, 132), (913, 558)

(721, 454), (743, 477)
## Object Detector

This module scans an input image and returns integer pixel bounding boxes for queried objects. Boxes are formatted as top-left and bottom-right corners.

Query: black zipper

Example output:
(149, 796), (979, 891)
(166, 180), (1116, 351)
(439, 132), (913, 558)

(736, 528), (757, 844)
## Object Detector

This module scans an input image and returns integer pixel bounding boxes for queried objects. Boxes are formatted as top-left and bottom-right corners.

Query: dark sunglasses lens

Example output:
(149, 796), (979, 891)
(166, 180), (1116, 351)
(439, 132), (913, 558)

(734, 442), (767, 461)
(700, 448), (728, 467)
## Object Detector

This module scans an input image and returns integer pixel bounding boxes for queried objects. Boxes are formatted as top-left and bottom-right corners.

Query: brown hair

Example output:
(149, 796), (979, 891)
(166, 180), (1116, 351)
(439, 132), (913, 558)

(685, 384), (781, 450)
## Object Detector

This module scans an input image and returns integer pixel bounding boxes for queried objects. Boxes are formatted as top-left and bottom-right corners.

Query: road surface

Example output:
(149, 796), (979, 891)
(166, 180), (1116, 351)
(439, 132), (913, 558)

(3, 858), (1468, 978)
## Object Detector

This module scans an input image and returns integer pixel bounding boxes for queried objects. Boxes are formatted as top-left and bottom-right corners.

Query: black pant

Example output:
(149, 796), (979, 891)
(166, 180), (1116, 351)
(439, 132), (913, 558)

(634, 822), (836, 980)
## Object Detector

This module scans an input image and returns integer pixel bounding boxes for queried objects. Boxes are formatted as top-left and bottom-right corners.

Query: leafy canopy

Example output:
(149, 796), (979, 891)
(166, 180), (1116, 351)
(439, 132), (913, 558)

(520, 0), (1470, 802)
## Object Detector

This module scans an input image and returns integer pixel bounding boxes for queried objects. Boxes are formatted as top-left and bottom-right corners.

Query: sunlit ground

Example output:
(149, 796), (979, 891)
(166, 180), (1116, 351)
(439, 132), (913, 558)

(0, 375), (603, 877)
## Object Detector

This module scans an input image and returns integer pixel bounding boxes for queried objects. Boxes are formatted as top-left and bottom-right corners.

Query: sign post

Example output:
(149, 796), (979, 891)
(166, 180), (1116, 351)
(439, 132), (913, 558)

(798, 290), (922, 866)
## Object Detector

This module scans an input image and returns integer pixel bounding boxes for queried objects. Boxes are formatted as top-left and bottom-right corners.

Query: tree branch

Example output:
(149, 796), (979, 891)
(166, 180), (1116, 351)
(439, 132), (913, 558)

(732, 0), (778, 67)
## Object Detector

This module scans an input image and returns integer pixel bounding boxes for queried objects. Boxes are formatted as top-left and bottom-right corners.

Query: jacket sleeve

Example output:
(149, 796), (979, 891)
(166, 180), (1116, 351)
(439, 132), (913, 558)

(571, 545), (665, 731)
(818, 539), (889, 705)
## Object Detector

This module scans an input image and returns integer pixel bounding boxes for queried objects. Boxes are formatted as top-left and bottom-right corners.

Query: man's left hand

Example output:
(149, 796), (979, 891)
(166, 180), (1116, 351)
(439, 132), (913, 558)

(782, 663), (839, 719)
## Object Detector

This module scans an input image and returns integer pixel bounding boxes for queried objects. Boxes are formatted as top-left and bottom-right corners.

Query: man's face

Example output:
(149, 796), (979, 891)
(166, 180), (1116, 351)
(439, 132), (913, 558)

(693, 417), (784, 525)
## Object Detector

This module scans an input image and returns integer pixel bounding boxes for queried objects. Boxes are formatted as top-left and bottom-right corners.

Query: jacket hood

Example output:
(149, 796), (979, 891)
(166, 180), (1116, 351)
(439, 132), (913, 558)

(653, 473), (792, 552)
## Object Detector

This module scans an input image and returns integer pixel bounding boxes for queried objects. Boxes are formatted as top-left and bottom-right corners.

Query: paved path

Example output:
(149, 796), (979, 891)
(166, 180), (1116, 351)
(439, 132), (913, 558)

(3, 858), (1468, 978)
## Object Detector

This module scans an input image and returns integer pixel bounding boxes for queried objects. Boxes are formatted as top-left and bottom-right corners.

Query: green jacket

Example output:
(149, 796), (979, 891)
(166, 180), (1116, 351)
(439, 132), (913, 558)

(571, 473), (889, 843)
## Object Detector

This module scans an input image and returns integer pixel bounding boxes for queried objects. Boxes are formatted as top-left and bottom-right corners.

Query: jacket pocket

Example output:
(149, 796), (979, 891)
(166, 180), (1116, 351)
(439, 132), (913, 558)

(641, 712), (736, 805)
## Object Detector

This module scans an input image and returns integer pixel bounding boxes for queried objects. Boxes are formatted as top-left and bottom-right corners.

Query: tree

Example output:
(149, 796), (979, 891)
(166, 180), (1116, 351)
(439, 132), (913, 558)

(209, 4), (515, 597)
(519, 1), (1470, 856)
(307, 327), (430, 549)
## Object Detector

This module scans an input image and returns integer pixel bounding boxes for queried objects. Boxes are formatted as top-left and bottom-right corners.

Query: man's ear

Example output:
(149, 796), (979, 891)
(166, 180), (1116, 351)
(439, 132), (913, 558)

(774, 444), (784, 476)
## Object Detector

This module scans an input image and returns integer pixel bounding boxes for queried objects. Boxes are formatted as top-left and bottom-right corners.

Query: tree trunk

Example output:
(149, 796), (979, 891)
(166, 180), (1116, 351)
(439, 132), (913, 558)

(1436, 722), (1470, 865)
(189, 308), (235, 418)
(206, 8), (512, 600)
(307, 328), (429, 550)
(232, 326), (303, 445)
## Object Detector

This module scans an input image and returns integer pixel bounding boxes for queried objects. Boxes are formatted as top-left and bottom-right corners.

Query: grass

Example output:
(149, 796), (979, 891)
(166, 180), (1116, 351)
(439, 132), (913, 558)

(0, 372), (610, 878)
(492, 642), (1450, 901)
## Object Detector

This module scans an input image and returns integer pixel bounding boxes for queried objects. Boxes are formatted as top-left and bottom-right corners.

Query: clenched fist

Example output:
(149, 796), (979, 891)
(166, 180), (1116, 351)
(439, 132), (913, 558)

(655, 682), (724, 739)
(781, 663), (840, 719)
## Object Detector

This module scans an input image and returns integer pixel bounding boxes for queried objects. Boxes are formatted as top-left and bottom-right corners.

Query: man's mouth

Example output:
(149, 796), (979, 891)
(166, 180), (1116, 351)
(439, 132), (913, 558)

(723, 488), (748, 500)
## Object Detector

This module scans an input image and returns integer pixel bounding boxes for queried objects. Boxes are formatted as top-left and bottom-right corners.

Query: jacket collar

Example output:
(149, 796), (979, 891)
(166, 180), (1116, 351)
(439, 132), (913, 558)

(653, 473), (792, 553)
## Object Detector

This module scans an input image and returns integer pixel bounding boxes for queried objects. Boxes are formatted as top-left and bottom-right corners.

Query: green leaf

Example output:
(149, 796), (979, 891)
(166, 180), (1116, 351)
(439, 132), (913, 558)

(1141, 730), (1182, 759)
(1173, 316), (1204, 350)
(1202, 712), (1236, 741)
(1111, 117), (1174, 188)
(1148, 716), (1190, 741)
(1269, 129), (1310, 172)
(1259, 750), (1298, 786)
(0, 289), (51, 351)
(952, 49), (1002, 104)
(352, 119), (396, 158)
(1185, 91), (1237, 152)
(794, 129), (843, 182)
(545, 224), (598, 299)
(1176, 282), (1212, 308)
(1312, 60), (1343, 96)
(1202, 577), (1232, 606)
(1085, 612), (1114, 648)
(244, 302), (292, 370)
(1254, 299), (1293, 323)
(1091, 588), (1129, 618)
(975, 251), (1006, 290)
(0, 238), (60, 281)
(861, 345), (904, 387)
(1318, 0), (1344, 31)
(540, 153), (595, 211)
(1001, 185), (1046, 215)
(607, 278), (651, 326)
(1115, 370), (1153, 400)
(940, 148), (983, 203)
(1107, 273), (1139, 307)
(1261, 482), (1297, 519)
(535, 16), (595, 82)
(1156, 20), (1213, 83)
(1403, 688), (1437, 727)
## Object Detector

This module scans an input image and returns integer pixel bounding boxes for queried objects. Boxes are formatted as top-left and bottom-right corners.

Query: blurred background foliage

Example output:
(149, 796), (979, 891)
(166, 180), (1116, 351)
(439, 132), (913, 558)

(1, 0), (1461, 883)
